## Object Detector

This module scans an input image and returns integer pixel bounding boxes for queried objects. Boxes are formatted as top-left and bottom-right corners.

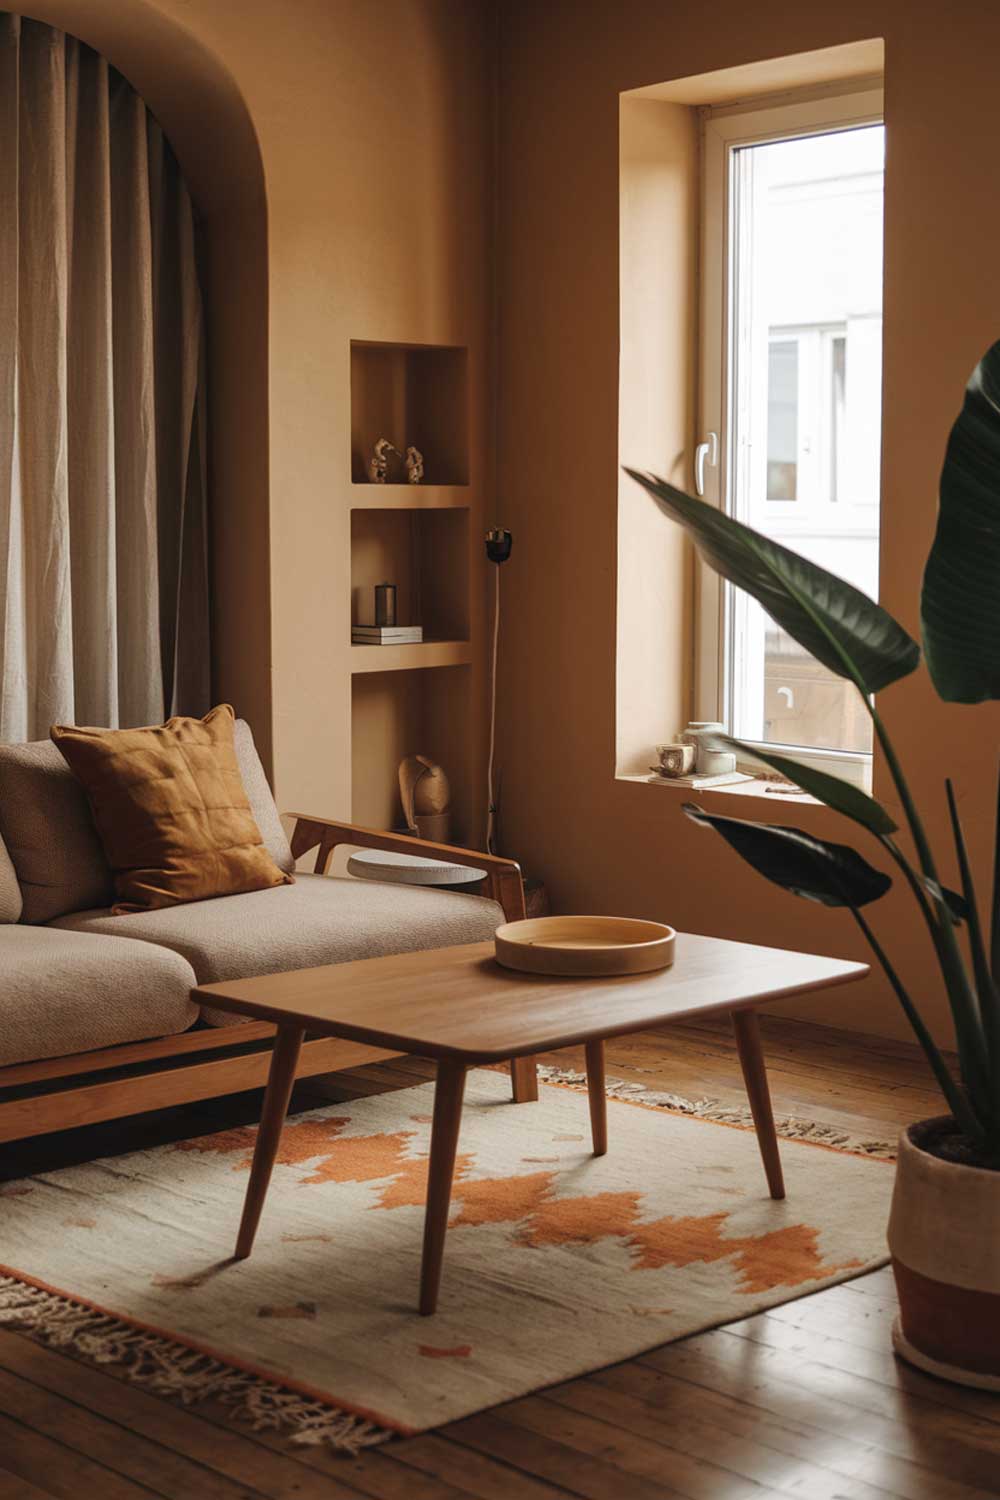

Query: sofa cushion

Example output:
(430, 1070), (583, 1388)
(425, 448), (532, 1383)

(0, 926), (198, 1067)
(0, 832), (21, 923)
(233, 719), (294, 875)
(50, 705), (293, 915)
(0, 738), (114, 923)
(51, 873), (504, 1025)
(0, 719), (286, 924)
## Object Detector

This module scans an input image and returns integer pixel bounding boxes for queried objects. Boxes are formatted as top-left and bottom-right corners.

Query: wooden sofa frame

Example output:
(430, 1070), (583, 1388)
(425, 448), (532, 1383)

(0, 816), (533, 1148)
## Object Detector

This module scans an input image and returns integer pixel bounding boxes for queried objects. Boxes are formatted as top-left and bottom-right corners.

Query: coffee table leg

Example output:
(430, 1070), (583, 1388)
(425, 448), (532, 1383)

(585, 1040), (608, 1156)
(732, 1009), (785, 1200)
(234, 1025), (305, 1259)
(420, 1059), (467, 1315)
(510, 1057), (539, 1102)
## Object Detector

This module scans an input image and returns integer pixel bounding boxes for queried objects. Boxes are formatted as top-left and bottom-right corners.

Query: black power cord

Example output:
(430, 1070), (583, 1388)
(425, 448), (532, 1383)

(485, 528), (512, 852)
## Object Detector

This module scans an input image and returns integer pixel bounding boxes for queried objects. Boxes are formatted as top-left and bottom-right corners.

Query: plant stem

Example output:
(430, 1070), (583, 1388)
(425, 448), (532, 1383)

(868, 704), (989, 1106)
(869, 703), (938, 880)
(991, 758), (1000, 983)
(882, 829), (985, 1065)
(850, 905), (983, 1145)
(882, 835), (940, 934)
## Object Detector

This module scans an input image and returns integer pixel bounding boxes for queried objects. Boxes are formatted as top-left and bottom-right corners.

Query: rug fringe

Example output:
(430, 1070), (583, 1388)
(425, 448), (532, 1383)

(535, 1065), (897, 1159)
(0, 1274), (391, 1453)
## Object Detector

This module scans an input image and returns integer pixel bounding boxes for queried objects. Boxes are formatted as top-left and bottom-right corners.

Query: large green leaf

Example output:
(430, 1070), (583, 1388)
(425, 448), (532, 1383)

(718, 736), (898, 836)
(683, 803), (892, 908)
(625, 470), (920, 695)
(922, 341), (1000, 702)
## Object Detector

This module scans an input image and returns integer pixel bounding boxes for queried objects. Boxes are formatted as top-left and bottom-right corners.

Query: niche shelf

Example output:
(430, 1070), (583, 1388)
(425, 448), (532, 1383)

(350, 640), (472, 674)
(350, 506), (469, 670)
(350, 341), (469, 486)
(351, 666), (473, 841)
(350, 484), (469, 511)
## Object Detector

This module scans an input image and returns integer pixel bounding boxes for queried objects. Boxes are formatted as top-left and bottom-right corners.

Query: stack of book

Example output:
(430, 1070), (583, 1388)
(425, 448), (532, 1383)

(352, 625), (424, 645)
(646, 770), (752, 789)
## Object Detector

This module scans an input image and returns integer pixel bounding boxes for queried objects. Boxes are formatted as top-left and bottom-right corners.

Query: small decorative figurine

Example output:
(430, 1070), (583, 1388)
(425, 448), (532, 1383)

(368, 437), (400, 483)
(405, 445), (425, 485)
(399, 754), (451, 842)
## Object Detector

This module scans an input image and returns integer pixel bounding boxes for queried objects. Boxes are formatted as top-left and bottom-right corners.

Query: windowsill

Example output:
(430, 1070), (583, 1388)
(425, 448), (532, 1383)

(617, 772), (820, 809)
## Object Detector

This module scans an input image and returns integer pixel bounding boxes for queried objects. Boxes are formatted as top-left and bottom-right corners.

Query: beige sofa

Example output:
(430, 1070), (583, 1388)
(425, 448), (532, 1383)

(0, 722), (528, 1144)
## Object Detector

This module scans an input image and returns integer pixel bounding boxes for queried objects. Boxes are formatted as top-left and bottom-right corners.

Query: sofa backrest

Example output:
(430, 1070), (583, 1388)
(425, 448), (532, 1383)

(0, 737), (115, 923)
(232, 718), (294, 874)
(0, 829), (22, 922)
(0, 716), (292, 923)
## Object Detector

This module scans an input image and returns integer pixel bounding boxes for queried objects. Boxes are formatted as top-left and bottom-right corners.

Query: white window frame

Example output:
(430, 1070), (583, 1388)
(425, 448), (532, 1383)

(696, 81), (884, 789)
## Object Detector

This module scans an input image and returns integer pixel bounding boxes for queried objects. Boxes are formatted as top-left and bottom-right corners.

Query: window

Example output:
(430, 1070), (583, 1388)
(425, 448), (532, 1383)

(766, 339), (798, 500)
(697, 87), (884, 785)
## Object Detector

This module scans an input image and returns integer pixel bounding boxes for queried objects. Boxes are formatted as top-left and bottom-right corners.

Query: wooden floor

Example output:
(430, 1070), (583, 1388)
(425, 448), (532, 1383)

(2, 1015), (998, 1500)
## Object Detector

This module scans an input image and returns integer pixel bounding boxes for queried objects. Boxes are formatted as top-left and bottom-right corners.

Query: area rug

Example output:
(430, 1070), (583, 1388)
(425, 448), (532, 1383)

(0, 1070), (893, 1452)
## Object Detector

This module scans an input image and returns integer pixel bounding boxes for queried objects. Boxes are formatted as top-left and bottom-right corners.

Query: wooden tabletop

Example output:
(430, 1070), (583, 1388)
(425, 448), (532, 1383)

(194, 934), (868, 1063)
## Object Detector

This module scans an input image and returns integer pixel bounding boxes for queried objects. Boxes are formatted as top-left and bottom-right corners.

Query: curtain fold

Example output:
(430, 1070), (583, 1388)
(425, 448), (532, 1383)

(0, 13), (209, 740)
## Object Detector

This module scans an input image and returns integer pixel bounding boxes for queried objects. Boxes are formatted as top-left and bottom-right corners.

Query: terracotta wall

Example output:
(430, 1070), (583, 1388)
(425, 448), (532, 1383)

(495, 0), (1000, 1044)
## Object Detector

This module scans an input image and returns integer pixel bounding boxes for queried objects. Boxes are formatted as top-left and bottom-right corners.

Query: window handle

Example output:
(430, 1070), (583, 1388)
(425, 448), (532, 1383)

(695, 432), (719, 497)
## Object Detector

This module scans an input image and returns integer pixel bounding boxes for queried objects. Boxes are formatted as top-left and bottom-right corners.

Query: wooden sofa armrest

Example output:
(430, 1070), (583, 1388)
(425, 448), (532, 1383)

(288, 814), (527, 923)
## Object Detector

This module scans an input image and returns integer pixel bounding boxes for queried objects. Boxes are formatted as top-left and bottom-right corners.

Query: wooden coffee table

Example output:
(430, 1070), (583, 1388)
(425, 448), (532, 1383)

(196, 935), (867, 1314)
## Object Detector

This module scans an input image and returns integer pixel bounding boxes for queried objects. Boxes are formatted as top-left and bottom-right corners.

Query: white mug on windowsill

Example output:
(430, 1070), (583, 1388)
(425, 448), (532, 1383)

(679, 722), (736, 777)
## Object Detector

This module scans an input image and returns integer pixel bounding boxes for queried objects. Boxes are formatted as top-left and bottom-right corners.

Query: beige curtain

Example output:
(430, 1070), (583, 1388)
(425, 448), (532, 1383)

(0, 13), (209, 741)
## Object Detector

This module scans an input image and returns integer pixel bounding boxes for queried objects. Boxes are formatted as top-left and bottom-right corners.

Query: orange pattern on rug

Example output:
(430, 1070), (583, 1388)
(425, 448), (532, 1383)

(180, 1106), (865, 1294)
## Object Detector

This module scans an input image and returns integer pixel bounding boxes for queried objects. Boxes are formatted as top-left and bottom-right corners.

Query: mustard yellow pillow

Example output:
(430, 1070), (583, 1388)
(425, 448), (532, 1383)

(51, 705), (293, 915)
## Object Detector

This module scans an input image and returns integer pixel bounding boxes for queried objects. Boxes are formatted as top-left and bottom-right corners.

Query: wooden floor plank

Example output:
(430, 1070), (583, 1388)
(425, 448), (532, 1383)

(443, 1411), (691, 1500)
(0, 1364), (261, 1500)
(194, 1415), (488, 1500)
(294, 1446), (476, 1500)
(0, 1409), (162, 1500)
(539, 1378), (905, 1500)
(640, 1335), (1000, 1494)
(0, 1466), (57, 1500)
(726, 1310), (1000, 1426)
(385, 1432), (574, 1498)
(590, 1357), (996, 1500)
(0, 1331), (362, 1500)
(496, 1391), (780, 1499)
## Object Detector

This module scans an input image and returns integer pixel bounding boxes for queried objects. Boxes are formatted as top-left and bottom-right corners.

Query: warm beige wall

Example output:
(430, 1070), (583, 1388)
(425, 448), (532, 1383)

(496, 0), (1000, 1045)
(26, 0), (493, 827)
(241, 0), (491, 823)
(617, 99), (697, 774)
(154, 0), (493, 825)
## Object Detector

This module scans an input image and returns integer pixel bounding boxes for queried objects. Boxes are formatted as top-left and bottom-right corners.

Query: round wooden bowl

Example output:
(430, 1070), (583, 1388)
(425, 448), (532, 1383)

(494, 915), (676, 977)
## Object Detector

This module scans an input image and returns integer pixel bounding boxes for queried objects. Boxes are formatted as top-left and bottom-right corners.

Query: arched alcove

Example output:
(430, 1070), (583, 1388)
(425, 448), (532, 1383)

(12, 0), (273, 768)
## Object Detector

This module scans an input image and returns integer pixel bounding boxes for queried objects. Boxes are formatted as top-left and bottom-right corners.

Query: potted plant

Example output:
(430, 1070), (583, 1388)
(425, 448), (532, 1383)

(628, 342), (1000, 1390)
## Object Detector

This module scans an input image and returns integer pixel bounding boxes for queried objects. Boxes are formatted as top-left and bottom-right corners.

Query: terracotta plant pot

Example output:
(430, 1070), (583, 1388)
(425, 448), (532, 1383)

(887, 1118), (1000, 1389)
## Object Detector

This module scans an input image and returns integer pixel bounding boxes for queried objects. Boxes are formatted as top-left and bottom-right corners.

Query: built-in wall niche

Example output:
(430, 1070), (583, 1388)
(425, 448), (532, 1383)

(350, 341), (469, 486)
(351, 666), (473, 841)
(350, 507), (469, 642)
